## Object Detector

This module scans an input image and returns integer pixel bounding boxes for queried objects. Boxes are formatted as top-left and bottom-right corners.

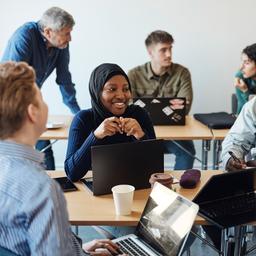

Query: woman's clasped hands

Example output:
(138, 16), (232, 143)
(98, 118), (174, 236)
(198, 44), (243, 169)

(94, 116), (145, 140)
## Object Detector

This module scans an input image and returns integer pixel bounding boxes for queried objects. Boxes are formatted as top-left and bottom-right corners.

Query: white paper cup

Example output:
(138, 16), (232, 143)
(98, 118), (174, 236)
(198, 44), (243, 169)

(111, 184), (135, 215)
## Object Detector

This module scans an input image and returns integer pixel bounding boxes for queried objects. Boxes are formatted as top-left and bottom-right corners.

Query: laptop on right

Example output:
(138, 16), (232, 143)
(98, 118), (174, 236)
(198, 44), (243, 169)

(133, 97), (186, 125)
(193, 168), (256, 228)
(113, 182), (199, 256)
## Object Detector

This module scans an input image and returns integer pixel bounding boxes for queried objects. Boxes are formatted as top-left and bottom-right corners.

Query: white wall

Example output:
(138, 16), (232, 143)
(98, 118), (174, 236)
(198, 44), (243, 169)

(1, 0), (255, 167)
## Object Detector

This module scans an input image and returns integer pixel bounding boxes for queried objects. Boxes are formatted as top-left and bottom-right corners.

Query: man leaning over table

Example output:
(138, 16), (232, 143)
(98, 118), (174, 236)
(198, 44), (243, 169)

(0, 61), (125, 255)
(128, 30), (195, 170)
(1, 6), (81, 170)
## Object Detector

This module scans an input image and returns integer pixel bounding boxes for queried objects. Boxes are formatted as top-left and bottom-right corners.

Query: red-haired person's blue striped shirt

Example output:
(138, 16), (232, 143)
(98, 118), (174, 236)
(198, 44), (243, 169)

(0, 141), (86, 255)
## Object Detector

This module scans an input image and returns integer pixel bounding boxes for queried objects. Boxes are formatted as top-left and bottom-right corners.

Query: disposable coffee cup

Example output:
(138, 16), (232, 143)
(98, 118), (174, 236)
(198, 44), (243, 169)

(111, 184), (135, 215)
(149, 173), (173, 188)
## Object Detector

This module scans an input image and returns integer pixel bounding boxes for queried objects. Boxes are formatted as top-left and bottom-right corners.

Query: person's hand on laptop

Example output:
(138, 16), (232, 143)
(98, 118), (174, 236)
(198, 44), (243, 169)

(226, 157), (247, 171)
(94, 117), (122, 139)
(119, 117), (145, 139)
(82, 239), (126, 255)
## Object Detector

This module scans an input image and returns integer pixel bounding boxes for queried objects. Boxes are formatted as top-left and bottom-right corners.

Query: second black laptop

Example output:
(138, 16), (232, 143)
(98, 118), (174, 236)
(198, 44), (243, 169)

(133, 97), (186, 125)
(193, 168), (256, 228)
(82, 139), (164, 196)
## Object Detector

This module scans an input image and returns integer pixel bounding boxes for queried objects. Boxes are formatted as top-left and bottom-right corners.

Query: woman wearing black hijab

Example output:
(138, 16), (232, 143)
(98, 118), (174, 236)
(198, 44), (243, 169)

(65, 63), (156, 181)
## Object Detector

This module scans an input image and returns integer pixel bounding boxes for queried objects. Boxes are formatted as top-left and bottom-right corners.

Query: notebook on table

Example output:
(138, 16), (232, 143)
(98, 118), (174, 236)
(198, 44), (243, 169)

(113, 182), (199, 256)
(81, 139), (164, 196)
(193, 168), (256, 228)
(133, 97), (186, 125)
(46, 121), (64, 129)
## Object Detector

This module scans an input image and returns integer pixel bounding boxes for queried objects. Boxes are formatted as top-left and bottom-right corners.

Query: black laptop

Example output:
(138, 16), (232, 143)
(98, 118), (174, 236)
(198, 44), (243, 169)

(193, 168), (256, 228)
(82, 139), (164, 196)
(133, 97), (186, 125)
(113, 182), (199, 256)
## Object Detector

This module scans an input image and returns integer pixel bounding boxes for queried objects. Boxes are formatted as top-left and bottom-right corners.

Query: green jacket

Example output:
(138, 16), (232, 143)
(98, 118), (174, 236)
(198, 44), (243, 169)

(235, 70), (256, 114)
(128, 62), (193, 114)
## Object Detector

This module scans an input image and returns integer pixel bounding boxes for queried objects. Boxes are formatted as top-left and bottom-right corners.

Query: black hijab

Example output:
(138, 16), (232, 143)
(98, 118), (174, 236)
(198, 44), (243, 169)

(89, 63), (136, 127)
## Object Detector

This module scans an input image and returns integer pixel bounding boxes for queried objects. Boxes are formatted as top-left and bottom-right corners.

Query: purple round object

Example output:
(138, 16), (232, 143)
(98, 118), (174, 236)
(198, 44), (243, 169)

(180, 169), (201, 188)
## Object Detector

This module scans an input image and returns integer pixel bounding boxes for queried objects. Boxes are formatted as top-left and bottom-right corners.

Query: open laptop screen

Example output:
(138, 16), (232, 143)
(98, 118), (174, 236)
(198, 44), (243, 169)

(193, 168), (256, 228)
(136, 182), (198, 255)
(193, 168), (256, 204)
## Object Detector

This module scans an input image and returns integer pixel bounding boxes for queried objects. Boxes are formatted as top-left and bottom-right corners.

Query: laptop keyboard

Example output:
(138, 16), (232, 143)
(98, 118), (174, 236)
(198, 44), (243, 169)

(116, 237), (151, 256)
(202, 193), (256, 218)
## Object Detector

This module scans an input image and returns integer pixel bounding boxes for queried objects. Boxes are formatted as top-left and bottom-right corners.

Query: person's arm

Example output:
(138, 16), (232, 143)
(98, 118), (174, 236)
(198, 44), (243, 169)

(128, 69), (139, 97)
(235, 87), (249, 114)
(176, 68), (193, 114)
(133, 106), (156, 140)
(221, 98), (256, 170)
(234, 71), (248, 92)
(234, 71), (249, 114)
(65, 111), (99, 181)
(25, 178), (86, 255)
(56, 46), (80, 114)
(1, 27), (31, 62)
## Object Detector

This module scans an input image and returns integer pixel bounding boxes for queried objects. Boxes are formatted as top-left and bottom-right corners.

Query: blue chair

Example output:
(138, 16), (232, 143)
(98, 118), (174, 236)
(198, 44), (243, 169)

(0, 246), (18, 256)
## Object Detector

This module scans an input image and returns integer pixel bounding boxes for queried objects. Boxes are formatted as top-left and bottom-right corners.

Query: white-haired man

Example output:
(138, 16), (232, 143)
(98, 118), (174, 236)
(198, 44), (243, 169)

(1, 7), (81, 170)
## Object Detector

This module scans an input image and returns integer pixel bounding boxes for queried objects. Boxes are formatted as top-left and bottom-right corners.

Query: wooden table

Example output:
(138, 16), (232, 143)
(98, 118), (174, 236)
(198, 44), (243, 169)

(41, 115), (214, 170)
(48, 170), (223, 226)
(211, 129), (229, 141)
(40, 115), (73, 140)
(154, 116), (213, 170)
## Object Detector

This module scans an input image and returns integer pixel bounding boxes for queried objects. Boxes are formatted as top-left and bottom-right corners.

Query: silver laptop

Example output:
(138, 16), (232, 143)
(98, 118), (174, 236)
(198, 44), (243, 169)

(113, 182), (199, 256)
(133, 97), (186, 125)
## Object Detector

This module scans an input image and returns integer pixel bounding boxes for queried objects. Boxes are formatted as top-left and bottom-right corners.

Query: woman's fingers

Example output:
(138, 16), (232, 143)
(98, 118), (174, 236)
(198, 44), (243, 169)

(95, 117), (144, 138)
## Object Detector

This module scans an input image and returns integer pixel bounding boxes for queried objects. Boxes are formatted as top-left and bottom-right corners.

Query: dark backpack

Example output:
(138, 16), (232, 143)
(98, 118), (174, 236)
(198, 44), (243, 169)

(194, 112), (236, 129)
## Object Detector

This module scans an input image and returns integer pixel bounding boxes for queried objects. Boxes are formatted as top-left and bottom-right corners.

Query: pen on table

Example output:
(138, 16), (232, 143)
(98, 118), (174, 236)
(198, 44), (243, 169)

(228, 151), (242, 164)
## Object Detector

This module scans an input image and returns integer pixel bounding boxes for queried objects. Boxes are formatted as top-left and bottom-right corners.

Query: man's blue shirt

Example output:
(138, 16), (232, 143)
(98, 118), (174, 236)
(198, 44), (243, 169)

(0, 141), (85, 255)
(1, 22), (80, 114)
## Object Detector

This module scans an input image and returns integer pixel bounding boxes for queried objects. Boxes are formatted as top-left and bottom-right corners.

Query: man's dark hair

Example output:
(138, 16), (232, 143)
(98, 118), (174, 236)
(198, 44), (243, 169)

(145, 30), (174, 47)
(242, 43), (256, 62)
